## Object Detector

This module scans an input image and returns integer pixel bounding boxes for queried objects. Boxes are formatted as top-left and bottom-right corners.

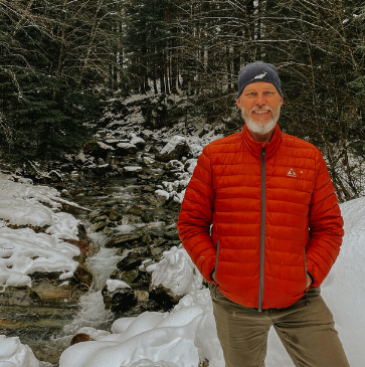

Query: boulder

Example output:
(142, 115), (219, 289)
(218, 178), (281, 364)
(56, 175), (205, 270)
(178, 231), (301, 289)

(156, 136), (191, 162)
(149, 285), (182, 312)
(130, 133), (146, 148)
(103, 288), (138, 313)
(155, 189), (170, 203)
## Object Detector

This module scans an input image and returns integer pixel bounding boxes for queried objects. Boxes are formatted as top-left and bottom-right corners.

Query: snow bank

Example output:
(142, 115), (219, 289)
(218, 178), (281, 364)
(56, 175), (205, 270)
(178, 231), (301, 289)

(0, 227), (80, 290)
(0, 335), (39, 367)
(0, 179), (79, 239)
(0, 179), (81, 291)
(151, 246), (203, 296)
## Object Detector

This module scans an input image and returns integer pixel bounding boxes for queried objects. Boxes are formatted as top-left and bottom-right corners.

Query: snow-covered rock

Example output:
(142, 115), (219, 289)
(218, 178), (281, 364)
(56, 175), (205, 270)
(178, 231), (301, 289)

(155, 190), (170, 203)
(156, 136), (191, 162)
(124, 166), (143, 173)
(0, 227), (80, 290)
(151, 246), (203, 296)
(116, 143), (138, 154)
(106, 279), (131, 292)
(0, 335), (39, 367)
(130, 133), (146, 148)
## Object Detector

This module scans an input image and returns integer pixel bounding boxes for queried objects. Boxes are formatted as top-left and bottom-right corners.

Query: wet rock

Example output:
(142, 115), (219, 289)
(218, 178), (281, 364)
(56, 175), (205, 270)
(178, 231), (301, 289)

(73, 264), (93, 287)
(156, 136), (191, 162)
(110, 269), (123, 280)
(141, 213), (154, 223)
(88, 209), (103, 221)
(134, 290), (149, 303)
(105, 233), (142, 248)
(141, 234), (152, 245)
(32, 282), (73, 301)
(0, 286), (40, 306)
(151, 247), (164, 260)
(121, 269), (139, 284)
(116, 143), (138, 154)
(89, 220), (107, 232)
(103, 288), (138, 313)
(90, 214), (108, 224)
(127, 205), (143, 216)
(109, 211), (122, 221)
(149, 285), (182, 312)
(164, 230), (179, 240)
(117, 256), (143, 272)
(101, 227), (114, 236)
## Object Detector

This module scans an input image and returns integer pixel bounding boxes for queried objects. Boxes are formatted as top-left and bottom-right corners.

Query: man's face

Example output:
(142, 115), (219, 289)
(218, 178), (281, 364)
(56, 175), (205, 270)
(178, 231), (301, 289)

(236, 82), (284, 135)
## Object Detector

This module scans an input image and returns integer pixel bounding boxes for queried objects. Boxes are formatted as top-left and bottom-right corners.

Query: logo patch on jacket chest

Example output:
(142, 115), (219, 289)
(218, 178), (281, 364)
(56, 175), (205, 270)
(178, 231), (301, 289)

(287, 168), (297, 177)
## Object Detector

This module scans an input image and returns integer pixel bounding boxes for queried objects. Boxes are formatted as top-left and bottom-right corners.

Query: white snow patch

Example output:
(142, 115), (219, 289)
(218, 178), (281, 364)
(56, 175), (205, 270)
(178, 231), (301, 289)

(0, 227), (80, 291)
(106, 279), (131, 292)
(0, 335), (39, 367)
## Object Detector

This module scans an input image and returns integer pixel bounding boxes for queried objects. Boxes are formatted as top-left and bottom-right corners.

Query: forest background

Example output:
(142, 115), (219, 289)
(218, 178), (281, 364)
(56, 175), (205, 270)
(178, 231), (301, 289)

(0, 0), (365, 202)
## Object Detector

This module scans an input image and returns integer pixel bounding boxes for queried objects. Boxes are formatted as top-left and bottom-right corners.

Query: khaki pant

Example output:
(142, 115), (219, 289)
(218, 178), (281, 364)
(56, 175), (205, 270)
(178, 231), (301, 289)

(209, 285), (350, 367)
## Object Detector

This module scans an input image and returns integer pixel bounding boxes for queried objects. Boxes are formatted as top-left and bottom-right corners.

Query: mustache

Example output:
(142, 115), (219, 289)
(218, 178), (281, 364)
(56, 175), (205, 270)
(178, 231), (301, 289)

(250, 106), (273, 113)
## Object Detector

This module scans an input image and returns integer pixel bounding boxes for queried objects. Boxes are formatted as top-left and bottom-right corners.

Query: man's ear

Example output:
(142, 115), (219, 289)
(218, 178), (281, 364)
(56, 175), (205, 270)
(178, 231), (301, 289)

(237, 98), (242, 109)
(280, 97), (284, 107)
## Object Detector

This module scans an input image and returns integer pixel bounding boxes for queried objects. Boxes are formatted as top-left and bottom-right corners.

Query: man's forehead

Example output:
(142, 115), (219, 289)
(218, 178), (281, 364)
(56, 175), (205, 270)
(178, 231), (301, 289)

(243, 82), (278, 92)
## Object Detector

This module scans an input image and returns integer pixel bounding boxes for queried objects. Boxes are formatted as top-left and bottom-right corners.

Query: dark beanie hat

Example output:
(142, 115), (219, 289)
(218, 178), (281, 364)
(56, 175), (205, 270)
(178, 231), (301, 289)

(237, 61), (283, 99)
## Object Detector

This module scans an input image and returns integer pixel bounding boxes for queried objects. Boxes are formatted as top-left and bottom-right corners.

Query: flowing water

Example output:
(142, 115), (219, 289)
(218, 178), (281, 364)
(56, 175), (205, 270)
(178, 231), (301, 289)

(1, 165), (170, 365)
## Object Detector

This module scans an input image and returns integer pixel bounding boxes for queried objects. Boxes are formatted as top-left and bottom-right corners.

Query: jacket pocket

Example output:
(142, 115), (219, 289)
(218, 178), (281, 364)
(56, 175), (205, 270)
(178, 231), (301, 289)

(214, 241), (220, 283)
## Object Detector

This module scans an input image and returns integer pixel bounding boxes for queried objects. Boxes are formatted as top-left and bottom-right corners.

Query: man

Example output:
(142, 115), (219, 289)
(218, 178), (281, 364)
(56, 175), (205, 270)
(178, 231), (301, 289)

(177, 61), (350, 367)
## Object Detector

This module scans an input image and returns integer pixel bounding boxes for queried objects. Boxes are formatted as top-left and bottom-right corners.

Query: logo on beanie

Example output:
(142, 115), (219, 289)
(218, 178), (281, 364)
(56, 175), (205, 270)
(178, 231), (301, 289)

(253, 71), (267, 80)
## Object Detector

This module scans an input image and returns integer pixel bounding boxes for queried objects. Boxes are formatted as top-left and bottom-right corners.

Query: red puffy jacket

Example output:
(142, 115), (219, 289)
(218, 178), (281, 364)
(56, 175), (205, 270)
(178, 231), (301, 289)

(177, 124), (344, 310)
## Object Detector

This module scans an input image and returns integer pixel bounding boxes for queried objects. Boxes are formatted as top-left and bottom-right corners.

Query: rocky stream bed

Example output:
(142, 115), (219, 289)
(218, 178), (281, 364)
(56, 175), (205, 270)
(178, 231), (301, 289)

(0, 95), (239, 366)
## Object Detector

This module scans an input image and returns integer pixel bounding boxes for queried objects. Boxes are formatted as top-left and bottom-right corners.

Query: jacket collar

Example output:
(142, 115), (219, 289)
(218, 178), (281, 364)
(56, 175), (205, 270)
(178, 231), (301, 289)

(241, 123), (282, 159)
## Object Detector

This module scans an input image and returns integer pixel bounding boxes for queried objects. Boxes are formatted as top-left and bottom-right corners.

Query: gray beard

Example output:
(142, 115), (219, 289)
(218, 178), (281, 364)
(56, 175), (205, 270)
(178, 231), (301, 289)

(242, 104), (281, 135)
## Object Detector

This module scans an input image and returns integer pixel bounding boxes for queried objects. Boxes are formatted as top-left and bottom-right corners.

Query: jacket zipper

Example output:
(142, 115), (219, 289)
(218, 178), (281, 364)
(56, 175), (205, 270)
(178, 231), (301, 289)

(214, 241), (220, 283)
(258, 147), (266, 312)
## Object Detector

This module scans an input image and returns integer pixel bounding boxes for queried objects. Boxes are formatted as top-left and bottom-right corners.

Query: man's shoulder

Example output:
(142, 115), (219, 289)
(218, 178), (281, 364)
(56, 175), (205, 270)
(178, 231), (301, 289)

(281, 132), (321, 155)
(203, 131), (243, 155)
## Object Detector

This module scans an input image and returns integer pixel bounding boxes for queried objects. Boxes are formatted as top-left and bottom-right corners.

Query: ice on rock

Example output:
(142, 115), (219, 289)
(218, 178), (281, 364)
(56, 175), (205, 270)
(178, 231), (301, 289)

(130, 133), (146, 146)
(0, 336), (39, 367)
(151, 247), (203, 296)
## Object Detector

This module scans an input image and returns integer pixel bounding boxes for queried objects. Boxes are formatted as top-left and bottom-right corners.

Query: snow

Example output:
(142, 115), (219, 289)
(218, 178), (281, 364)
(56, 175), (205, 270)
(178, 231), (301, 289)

(59, 196), (365, 367)
(0, 179), (81, 291)
(106, 279), (131, 292)
(151, 246), (203, 296)
(0, 228), (80, 290)
(124, 166), (142, 173)
(0, 335), (39, 367)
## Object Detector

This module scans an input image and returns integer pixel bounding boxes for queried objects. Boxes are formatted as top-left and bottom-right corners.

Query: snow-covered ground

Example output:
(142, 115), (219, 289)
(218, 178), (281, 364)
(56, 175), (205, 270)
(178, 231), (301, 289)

(58, 196), (365, 367)
(0, 179), (80, 291)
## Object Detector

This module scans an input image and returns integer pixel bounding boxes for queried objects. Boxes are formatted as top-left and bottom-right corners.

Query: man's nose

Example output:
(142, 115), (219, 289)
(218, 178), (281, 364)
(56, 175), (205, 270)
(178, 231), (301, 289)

(256, 93), (266, 106)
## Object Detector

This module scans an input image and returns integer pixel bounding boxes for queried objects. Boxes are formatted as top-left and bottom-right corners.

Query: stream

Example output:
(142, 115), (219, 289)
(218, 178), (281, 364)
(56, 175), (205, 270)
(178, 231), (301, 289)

(1, 163), (181, 365)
